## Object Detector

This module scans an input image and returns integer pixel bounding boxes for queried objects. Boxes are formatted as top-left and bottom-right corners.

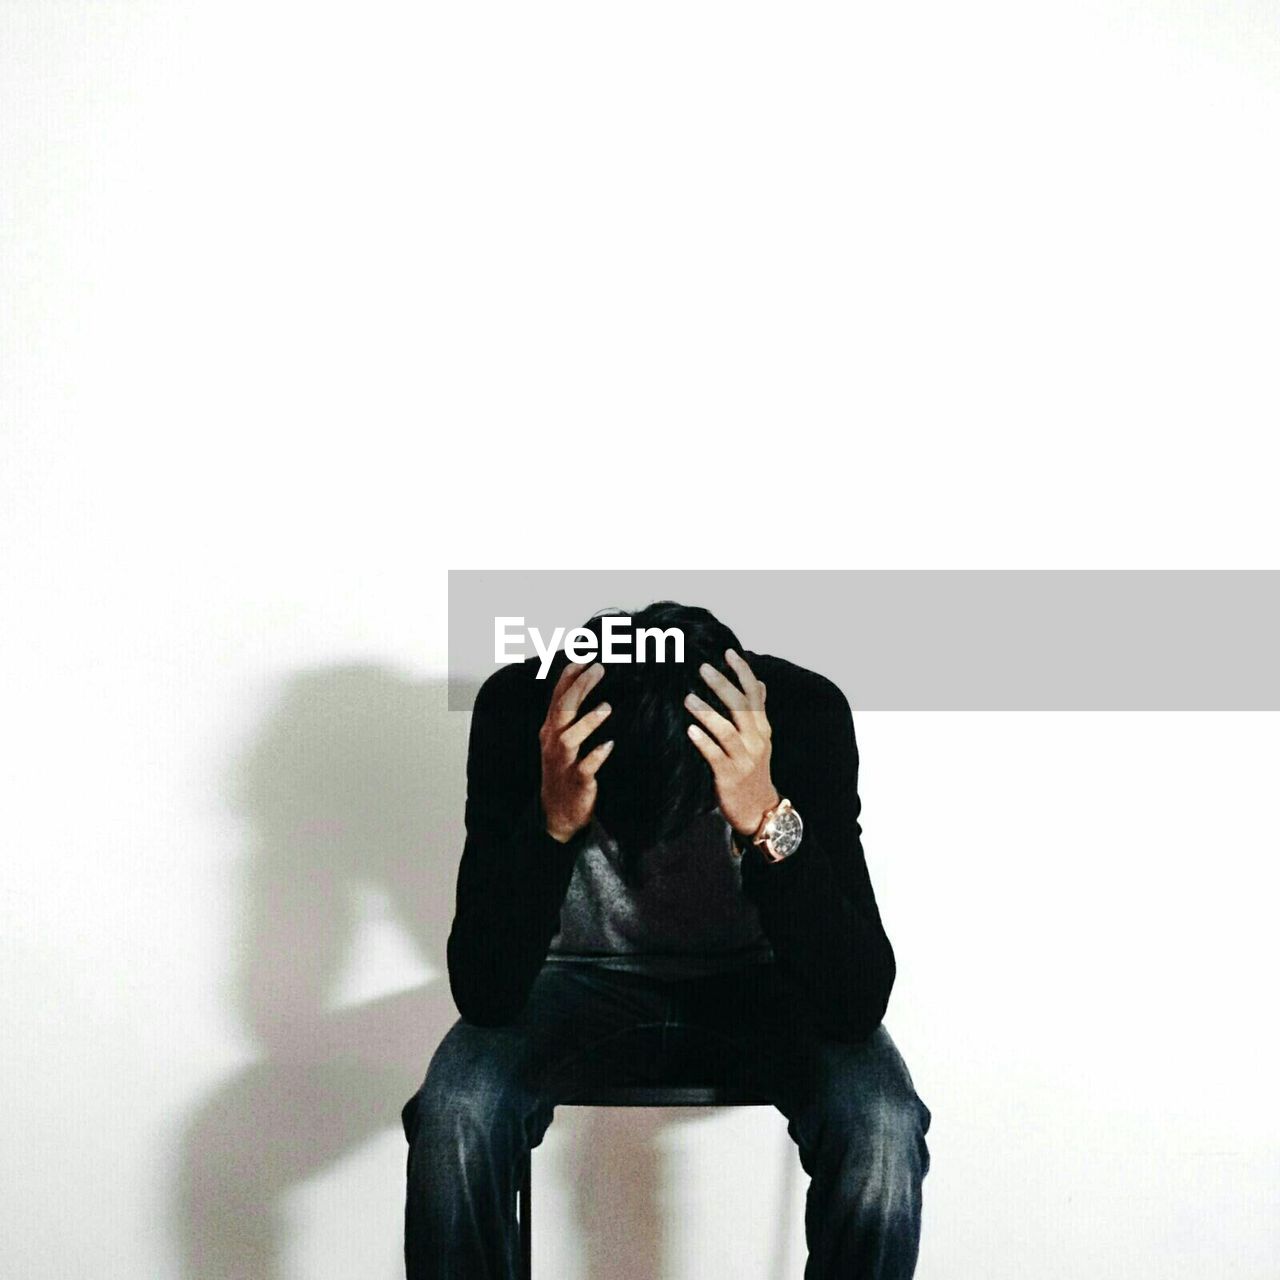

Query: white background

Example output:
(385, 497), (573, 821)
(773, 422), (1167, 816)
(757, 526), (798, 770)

(3, 3), (1279, 1277)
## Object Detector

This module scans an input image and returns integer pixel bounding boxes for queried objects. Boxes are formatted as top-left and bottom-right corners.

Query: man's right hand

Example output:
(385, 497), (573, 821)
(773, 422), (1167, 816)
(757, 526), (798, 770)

(539, 661), (614, 843)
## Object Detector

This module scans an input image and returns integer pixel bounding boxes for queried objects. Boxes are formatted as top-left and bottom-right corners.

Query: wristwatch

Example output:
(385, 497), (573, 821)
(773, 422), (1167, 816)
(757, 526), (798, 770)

(733, 798), (804, 863)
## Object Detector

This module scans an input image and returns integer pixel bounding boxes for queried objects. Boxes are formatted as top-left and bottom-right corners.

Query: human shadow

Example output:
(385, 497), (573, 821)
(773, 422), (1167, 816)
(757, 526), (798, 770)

(172, 665), (469, 1279)
(172, 662), (788, 1280)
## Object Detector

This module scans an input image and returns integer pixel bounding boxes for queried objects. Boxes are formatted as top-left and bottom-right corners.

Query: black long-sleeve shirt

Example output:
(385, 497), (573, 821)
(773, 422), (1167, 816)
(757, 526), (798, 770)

(446, 651), (896, 1043)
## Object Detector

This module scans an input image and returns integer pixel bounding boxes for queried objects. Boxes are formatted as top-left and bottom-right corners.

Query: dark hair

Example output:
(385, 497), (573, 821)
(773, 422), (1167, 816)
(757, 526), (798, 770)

(548, 601), (744, 882)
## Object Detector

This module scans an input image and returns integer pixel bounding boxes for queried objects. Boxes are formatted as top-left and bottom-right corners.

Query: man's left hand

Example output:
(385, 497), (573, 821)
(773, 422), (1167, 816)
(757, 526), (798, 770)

(685, 649), (781, 838)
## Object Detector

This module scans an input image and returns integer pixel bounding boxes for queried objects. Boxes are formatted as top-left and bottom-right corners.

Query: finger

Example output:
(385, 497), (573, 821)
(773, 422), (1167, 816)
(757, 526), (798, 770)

(545, 660), (588, 728)
(686, 722), (728, 767)
(755, 681), (771, 736)
(698, 661), (749, 725)
(724, 648), (768, 734)
(724, 650), (763, 703)
(550, 661), (605, 729)
(578, 738), (615, 778)
(684, 692), (742, 755)
(549, 659), (588, 707)
(561, 700), (611, 751)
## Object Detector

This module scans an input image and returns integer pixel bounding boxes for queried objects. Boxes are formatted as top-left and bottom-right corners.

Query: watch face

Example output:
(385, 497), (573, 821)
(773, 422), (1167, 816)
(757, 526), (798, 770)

(769, 805), (803, 857)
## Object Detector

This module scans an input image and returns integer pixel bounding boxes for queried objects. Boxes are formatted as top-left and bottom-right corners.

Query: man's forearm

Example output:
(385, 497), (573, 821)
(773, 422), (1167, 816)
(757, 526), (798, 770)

(446, 798), (583, 1026)
(742, 837), (896, 1042)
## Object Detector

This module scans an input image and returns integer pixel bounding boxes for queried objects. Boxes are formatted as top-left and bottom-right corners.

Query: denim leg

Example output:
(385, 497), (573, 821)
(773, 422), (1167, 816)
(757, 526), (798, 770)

(401, 964), (669, 1280)
(786, 1025), (931, 1280)
(676, 965), (932, 1280)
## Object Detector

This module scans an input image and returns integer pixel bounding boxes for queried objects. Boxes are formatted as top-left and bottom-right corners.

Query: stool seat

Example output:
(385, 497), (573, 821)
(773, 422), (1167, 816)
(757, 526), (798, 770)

(518, 1084), (773, 1277)
(557, 1083), (770, 1108)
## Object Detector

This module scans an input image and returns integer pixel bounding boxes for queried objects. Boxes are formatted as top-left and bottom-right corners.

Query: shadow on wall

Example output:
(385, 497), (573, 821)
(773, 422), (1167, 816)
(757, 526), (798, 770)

(170, 665), (703, 1280)
(171, 666), (464, 1278)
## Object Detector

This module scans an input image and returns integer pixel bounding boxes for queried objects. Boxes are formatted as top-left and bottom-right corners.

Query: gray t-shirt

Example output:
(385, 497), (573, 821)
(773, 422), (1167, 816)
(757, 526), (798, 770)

(546, 808), (774, 978)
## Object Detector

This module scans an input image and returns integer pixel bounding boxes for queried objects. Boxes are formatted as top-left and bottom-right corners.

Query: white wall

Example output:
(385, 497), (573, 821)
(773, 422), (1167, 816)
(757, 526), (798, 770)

(3, 4), (1277, 1278)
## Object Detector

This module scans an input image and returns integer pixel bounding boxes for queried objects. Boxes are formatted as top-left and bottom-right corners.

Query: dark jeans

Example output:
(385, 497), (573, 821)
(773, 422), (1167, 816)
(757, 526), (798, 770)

(401, 962), (931, 1279)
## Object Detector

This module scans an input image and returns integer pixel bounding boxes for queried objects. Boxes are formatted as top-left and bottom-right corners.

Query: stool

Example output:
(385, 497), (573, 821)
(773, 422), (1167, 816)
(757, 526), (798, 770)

(516, 1084), (771, 1279)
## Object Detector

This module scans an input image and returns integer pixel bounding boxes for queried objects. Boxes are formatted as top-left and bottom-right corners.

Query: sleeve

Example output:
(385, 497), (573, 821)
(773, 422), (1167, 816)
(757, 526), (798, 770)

(445, 667), (587, 1025)
(739, 675), (896, 1043)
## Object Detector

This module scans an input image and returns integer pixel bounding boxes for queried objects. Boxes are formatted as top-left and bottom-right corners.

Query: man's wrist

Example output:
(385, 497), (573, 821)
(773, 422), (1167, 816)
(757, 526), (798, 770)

(542, 814), (578, 844)
(733, 789), (783, 840)
(539, 796), (581, 845)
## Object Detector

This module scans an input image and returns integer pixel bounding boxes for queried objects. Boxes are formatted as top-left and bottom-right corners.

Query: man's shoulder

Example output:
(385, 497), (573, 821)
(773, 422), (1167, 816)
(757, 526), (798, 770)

(744, 651), (850, 714)
(474, 656), (552, 718)
(746, 654), (857, 776)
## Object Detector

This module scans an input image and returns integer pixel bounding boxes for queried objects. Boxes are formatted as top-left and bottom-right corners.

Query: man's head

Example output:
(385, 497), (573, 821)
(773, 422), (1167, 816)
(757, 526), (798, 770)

(548, 600), (744, 865)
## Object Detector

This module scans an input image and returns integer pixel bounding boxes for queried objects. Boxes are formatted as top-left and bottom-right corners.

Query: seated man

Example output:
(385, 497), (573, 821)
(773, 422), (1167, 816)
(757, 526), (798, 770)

(402, 601), (931, 1279)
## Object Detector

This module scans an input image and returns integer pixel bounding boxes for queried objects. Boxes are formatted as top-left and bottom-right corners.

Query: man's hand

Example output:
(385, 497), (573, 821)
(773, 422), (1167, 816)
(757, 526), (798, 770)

(685, 649), (781, 838)
(539, 661), (614, 843)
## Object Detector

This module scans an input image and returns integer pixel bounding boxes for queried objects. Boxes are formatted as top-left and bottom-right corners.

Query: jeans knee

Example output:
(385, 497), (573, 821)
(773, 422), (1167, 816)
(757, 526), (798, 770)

(403, 1023), (535, 1166)
(810, 1089), (930, 1222)
(866, 1091), (930, 1179)
(794, 1043), (932, 1206)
